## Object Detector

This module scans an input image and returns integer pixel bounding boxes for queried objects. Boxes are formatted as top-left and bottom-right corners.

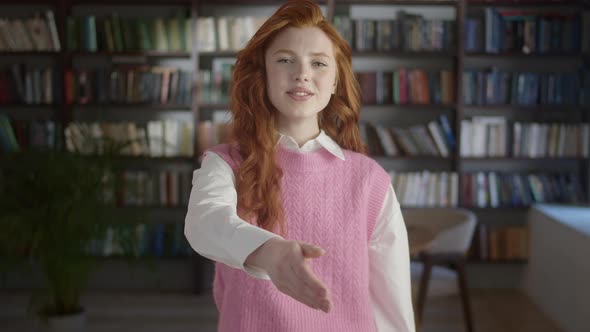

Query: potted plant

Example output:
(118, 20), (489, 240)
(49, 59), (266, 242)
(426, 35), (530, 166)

(0, 145), (142, 331)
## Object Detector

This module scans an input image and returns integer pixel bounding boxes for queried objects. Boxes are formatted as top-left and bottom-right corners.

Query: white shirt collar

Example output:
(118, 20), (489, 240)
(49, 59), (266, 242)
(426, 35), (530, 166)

(276, 129), (346, 161)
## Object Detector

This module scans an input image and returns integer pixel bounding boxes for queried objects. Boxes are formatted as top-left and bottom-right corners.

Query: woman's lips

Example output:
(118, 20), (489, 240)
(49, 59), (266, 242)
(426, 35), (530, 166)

(287, 88), (314, 101)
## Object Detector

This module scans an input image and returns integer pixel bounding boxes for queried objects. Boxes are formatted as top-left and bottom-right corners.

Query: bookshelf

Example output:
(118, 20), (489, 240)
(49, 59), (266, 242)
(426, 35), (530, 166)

(0, 0), (588, 291)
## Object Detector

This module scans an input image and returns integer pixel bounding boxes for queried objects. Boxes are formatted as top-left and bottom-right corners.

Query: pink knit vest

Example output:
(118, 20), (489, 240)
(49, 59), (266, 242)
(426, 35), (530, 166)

(207, 143), (390, 332)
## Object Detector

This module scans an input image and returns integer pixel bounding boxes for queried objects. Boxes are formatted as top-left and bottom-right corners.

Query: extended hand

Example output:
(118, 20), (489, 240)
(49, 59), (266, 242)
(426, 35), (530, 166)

(245, 238), (332, 313)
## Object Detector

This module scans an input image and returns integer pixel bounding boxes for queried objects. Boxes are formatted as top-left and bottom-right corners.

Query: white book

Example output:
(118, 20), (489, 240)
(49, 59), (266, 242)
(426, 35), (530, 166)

(196, 17), (216, 52)
(513, 122), (522, 157)
(427, 173), (441, 206)
(398, 173), (410, 206)
(375, 125), (398, 156)
(460, 120), (472, 157)
(472, 116), (506, 157)
(45, 10), (61, 51)
(417, 171), (429, 206)
(216, 17), (230, 51)
(427, 121), (449, 157)
(164, 120), (179, 157)
(148, 121), (164, 157)
(90, 122), (104, 154)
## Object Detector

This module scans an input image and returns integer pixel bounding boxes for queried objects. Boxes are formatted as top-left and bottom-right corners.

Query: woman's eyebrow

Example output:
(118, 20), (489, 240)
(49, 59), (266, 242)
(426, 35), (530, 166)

(272, 49), (331, 59)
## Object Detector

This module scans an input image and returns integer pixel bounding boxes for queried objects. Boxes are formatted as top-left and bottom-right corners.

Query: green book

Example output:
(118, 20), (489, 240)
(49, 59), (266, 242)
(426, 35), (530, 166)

(111, 14), (124, 52)
(138, 19), (153, 51)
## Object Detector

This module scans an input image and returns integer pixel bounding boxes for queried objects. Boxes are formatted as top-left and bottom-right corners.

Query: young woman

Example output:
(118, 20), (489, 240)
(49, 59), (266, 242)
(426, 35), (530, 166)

(185, 1), (415, 331)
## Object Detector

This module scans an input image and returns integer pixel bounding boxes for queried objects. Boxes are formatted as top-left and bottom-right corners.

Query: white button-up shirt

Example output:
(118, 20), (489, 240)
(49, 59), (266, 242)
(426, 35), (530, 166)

(185, 130), (415, 332)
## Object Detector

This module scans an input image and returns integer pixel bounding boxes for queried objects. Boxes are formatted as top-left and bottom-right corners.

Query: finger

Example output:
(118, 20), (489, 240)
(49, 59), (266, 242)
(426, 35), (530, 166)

(280, 275), (322, 310)
(300, 242), (325, 259)
(292, 257), (329, 300)
(286, 261), (327, 310)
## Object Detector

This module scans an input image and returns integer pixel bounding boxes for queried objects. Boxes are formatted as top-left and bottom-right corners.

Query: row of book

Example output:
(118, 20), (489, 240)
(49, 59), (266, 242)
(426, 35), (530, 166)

(65, 121), (194, 157)
(0, 65), (60, 105)
(86, 223), (192, 258)
(463, 69), (586, 106)
(0, 117), (60, 153)
(357, 69), (455, 105)
(67, 67), (192, 106)
(0, 11), (61, 52)
(333, 13), (455, 52)
(461, 172), (585, 208)
(107, 170), (192, 208)
(466, 9), (583, 54)
(461, 119), (590, 158)
(469, 225), (528, 261)
(197, 58), (235, 104)
(360, 115), (456, 157)
(389, 171), (459, 207)
(67, 15), (267, 53)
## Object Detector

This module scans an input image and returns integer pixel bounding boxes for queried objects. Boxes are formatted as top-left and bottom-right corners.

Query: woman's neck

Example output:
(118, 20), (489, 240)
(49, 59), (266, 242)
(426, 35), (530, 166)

(277, 120), (321, 148)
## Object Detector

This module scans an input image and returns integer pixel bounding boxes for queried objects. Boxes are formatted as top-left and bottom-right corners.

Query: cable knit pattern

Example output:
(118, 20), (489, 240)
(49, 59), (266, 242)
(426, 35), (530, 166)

(207, 143), (390, 332)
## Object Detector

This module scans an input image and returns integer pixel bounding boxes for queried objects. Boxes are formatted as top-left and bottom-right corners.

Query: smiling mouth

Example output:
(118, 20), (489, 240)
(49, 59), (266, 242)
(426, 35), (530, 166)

(288, 91), (314, 96)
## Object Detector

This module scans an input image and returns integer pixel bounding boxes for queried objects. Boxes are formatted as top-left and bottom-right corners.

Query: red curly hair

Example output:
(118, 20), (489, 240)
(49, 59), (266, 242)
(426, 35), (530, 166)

(228, 0), (366, 236)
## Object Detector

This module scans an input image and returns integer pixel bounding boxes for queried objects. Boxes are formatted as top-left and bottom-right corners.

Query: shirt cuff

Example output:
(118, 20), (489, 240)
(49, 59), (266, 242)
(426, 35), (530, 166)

(232, 222), (282, 280)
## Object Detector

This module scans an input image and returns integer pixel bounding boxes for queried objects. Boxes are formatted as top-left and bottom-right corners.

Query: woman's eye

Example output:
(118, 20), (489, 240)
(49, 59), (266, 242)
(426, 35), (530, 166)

(313, 61), (327, 67)
(278, 59), (292, 63)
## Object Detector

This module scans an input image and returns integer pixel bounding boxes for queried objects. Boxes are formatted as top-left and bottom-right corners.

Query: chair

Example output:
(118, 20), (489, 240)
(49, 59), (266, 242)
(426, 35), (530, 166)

(403, 208), (477, 332)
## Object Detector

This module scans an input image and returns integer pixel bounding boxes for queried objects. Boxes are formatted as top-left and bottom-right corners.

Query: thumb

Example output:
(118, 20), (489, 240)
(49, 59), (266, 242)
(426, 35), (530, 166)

(299, 242), (326, 258)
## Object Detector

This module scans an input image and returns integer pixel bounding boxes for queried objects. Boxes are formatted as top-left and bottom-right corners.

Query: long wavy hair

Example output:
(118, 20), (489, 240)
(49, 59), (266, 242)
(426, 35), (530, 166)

(229, 0), (366, 236)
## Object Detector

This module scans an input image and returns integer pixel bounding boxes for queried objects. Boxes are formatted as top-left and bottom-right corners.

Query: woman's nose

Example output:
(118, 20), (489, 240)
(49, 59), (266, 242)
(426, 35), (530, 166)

(294, 64), (309, 82)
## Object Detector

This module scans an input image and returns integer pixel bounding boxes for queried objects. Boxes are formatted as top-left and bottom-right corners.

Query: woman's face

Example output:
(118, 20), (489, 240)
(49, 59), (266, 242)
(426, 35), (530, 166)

(265, 26), (337, 126)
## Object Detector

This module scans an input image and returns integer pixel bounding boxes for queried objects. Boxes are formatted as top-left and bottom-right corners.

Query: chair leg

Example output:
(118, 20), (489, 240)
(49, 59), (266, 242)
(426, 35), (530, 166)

(416, 254), (432, 328)
(455, 258), (474, 332)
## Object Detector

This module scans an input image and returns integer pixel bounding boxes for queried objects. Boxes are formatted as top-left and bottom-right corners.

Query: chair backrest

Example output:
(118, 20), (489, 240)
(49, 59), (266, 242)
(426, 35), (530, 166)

(402, 208), (477, 254)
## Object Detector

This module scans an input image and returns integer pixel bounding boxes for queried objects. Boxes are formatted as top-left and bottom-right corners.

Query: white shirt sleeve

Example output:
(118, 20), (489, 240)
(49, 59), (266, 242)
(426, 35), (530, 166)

(184, 151), (280, 279)
(369, 185), (416, 332)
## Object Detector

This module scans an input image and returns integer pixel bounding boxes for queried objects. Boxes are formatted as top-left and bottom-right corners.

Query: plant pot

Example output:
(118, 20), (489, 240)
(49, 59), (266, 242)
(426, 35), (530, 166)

(46, 309), (86, 332)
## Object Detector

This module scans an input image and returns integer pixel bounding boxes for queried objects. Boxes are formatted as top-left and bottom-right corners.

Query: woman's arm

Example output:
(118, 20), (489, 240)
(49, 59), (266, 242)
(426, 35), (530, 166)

(184, 151), (278, 278)
(369, 186), (416, 332)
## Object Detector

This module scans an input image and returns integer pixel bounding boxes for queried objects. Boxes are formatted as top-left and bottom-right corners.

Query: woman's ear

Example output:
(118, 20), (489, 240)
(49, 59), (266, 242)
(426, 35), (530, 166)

(332, 83), (336, 94)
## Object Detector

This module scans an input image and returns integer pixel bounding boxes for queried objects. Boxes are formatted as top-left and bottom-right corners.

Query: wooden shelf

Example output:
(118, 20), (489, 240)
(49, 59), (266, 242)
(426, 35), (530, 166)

(66, 51), (191, 58)
(0, 103), (59, 109)
(336, 0), (458, 6)
(467, 0), (579, 7)
(0, 51), (60, 56)
(466, 206), (530, 211)
(463, 104), (584, 112)
(352, 50), (456, 58)
(374, 155), (453, 161)
(69, 0), (192, 6)
(198, 51), (239, 57)
(467, 259), (528, 265)
(461, 157), (584, 161)
(363, 103), (456, 110)
(198, 103), (230, 110)
(465, 52), (581, 58)
(72, 103), (191, 110)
